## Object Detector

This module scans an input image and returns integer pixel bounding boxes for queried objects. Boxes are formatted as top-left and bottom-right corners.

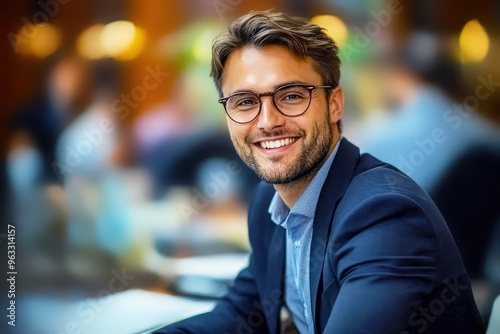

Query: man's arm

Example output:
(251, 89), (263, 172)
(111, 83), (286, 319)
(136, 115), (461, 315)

(322, 192), (441, 333)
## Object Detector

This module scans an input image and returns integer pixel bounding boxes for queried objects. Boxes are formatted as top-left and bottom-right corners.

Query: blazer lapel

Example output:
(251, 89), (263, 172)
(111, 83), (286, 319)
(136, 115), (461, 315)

(309, 138), (360, 326)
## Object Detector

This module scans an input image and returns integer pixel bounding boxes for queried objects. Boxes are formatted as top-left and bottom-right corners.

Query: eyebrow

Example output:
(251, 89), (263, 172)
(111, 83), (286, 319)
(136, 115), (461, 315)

(226, 80), (310, 97)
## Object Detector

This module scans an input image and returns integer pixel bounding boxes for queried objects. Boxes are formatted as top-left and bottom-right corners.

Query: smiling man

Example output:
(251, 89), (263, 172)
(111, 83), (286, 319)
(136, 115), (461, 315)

(222, 44), (341, 206)
(155, 11), (484, 334)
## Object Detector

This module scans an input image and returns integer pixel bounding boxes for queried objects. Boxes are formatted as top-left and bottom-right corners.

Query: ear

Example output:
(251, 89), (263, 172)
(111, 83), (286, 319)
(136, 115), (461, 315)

(328, 86), (344, 125)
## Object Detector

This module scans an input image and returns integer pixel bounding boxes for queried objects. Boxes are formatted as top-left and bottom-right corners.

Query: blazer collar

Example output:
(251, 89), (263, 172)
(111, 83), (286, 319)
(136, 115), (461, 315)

(309, 138), (361, 326)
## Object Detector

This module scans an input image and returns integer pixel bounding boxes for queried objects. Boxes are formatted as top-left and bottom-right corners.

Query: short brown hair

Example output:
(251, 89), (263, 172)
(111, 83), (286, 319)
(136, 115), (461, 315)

(210, 11), (341, 97)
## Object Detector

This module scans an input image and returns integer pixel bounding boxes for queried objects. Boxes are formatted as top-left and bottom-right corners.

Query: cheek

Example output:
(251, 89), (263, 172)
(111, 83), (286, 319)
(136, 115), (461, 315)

(228, 123), (250, 143)
(309, 99), (323, 110)
(295, 116), (320, 135)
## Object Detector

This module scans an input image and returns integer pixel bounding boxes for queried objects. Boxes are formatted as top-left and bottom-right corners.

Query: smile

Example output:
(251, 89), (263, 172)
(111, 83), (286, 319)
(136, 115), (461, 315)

(259, 137), (298, 149)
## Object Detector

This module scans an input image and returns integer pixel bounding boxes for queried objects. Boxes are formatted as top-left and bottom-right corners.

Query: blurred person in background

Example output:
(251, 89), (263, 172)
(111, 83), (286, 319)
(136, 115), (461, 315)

(358, 32), (500, 194)
(8, 53), (89, 187)
(55, 58), (132, 271)
(356, 32), (500, 322)
(157, 11), (483, 334)
(6, 53), (90, 284)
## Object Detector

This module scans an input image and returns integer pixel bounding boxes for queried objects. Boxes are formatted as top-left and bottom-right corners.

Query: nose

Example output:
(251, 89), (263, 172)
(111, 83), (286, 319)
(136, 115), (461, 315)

(256, 95), (285, 131)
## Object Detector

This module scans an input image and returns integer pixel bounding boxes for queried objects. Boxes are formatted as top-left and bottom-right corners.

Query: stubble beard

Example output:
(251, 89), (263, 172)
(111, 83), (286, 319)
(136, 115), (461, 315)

(231, 112), (333, 185)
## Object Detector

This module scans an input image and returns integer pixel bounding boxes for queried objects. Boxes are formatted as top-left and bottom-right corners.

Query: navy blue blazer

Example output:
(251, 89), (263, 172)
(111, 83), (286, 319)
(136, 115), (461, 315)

(156, 139), (484, 333)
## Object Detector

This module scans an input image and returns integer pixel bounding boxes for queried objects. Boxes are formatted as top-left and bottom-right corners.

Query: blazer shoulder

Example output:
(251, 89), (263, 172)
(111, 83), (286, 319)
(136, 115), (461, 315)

(332, 153), (468, 284)
(351, 154), (430, 201)
(338, 154), (445, 224)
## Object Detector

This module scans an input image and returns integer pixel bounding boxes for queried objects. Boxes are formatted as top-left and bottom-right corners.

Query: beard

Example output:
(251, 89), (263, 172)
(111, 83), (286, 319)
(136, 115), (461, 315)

(231, 111), (333, 185)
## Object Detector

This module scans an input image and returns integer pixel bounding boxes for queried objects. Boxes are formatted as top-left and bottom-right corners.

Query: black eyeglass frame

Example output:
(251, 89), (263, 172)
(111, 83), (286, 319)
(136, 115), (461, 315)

(218, 84), (334, 124)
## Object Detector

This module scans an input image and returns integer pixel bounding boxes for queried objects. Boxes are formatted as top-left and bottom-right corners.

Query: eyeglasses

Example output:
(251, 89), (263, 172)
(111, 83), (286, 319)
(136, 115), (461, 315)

(218, 84), (333, 124)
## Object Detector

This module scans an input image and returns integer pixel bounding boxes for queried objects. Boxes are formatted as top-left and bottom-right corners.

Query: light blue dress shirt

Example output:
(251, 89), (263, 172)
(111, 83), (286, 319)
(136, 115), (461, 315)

(268, 138), (341, 333)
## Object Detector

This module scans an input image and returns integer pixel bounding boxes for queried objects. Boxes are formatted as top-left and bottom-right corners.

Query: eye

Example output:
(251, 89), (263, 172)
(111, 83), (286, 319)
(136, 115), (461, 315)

(277, 86), (308, 103)
(237, 99), (258, 106)
(283, 93), (303, 100)
(228, 94), (259, 111)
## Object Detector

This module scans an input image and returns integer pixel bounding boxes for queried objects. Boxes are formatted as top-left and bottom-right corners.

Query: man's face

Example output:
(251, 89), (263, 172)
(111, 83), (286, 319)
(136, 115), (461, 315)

(221, 45), (343, 184)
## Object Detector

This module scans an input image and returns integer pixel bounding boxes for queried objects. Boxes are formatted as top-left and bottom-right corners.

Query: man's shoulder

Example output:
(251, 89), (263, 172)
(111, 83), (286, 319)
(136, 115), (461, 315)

(351, 153), (428, 200)
(332, 152), (445, 231)
(333, 152), (444, 222)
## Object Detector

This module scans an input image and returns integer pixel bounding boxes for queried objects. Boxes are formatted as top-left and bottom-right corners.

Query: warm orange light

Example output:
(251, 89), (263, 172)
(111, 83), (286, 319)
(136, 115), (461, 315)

(17, 23), (61, 58)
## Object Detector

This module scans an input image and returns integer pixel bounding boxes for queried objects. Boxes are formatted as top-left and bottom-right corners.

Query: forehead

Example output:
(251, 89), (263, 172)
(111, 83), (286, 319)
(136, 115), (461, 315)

(221, 45), (322, 95)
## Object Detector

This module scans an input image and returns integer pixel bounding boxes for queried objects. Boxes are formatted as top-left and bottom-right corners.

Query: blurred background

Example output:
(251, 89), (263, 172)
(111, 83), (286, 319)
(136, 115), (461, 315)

(1, 0), (500, 333)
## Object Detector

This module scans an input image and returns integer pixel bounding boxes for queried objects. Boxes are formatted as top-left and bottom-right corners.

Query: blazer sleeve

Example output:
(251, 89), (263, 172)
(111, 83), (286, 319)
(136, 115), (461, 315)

(322, 192), (439, 333)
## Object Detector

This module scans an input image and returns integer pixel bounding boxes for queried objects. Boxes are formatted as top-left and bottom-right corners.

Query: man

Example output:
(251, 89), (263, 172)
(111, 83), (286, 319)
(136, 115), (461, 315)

(156, 11), (484, 333)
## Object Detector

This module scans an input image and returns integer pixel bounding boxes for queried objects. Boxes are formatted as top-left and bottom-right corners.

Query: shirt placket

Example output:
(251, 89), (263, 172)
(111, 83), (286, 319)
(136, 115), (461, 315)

(290, 217), (315, 333)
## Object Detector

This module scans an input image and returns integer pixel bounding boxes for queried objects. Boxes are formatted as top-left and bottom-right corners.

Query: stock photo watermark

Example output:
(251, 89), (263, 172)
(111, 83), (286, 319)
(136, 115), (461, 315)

(224, 288), (283, 334)
(48, 267), (135, 334)
(341, 0), (410, 63)
(51, 64), (169, 180)
(213, 0), (243, 21)
(178, 160), (243, 223)
(397, 74), (500, 176)
(8, 0), (70, 54)
(400, 277), (469, 334)
(5, 225), (17, 328)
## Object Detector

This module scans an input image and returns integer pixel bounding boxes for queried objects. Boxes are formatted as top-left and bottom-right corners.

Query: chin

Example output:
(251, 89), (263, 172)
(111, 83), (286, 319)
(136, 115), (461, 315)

(257, 165), (306, 185)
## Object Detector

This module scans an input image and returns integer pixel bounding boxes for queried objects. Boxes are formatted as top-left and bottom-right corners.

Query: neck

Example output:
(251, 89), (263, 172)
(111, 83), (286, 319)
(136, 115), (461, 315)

(274, 134), (340, 209)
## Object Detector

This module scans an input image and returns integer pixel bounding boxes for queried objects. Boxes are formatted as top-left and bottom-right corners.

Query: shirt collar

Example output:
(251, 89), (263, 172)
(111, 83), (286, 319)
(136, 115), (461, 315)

(268, 137), (342, 226)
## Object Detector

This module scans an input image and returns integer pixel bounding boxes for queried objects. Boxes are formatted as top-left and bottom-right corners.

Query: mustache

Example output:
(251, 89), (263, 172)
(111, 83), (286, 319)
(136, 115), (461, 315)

(246, 128), (303, 143)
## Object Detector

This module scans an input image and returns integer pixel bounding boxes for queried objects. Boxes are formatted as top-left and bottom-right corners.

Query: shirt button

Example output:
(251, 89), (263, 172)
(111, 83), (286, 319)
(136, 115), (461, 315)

(294, 241), (301, 247)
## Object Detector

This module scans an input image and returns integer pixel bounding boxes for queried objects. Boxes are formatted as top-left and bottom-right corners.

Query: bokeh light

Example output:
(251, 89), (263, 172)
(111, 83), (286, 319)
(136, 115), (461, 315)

(459, 19), (490, 63)
(76, 24), (106, 60)
(100, 20), (146, 61)
(311, 15), (348, 46)
(17, 23), (62, 58)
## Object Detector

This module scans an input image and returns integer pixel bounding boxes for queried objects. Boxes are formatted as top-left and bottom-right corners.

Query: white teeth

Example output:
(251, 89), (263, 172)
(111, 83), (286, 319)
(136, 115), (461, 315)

(259, 138), (297, 149)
